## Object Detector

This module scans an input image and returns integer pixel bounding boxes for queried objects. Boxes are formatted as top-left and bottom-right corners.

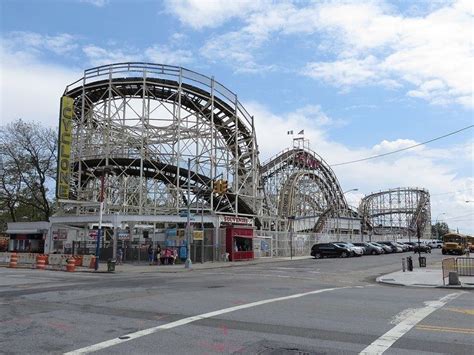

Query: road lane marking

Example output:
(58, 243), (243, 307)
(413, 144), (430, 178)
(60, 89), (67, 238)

(416, 324), (474, 334)
(445, 307), (474, 316)
(64, 286), (352, 354)
(359, 292), (465, 355)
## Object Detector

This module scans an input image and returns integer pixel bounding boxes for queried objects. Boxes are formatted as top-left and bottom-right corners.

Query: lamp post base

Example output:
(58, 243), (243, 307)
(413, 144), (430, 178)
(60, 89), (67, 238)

(185, 258), (192, 269)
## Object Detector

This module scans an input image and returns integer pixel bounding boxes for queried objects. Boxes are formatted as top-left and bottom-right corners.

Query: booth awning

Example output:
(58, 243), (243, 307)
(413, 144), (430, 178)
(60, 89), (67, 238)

(6, 229), (46, 234)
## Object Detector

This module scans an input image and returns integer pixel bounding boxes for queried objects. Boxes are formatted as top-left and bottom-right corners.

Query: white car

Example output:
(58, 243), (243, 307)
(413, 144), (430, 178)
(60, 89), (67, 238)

(427, 240), (443, 249)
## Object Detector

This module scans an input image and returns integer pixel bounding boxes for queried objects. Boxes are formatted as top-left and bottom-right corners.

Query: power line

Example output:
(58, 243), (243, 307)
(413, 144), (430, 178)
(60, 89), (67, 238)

(331, 124), (473, 167)
(431, 188), (474, 196)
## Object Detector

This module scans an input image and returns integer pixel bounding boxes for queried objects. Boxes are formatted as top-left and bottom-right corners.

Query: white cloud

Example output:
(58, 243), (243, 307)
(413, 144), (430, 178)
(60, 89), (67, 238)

(177, 0), (472, 108)
(164, 0), (265, 29)
(82, 45), (140, 67)
(145, 45), (194, 66)
(303, 56), (382, 89)
(79, 0), (109, 7)
(3, 32), (78, 56)
(82, 43), (196, 67)
(0, 46), (80, 127)
(304, 1), (473, 108)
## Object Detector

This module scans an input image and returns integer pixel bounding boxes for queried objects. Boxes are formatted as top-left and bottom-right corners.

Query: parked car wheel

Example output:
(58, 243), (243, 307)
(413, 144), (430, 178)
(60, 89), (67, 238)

(314, 253), (322, 259)
(371, 250), (377, 255)
(341, 251), (348, 258)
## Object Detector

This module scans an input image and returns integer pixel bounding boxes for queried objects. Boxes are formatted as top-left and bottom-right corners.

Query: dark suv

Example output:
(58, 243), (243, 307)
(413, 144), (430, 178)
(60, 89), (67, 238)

(311, 243), (352, 259)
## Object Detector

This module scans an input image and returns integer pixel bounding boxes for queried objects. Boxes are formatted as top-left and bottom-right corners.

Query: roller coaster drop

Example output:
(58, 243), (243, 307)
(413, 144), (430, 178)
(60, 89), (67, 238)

(56, 63), (430, 235)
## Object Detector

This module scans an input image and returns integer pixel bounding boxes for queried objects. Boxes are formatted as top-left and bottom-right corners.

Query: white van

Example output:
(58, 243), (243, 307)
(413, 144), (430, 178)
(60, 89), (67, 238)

(427, 240), (443, 249)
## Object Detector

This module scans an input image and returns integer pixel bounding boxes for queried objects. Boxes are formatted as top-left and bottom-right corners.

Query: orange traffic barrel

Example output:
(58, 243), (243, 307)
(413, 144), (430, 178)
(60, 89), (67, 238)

(36, 255), (46, 270)
(9, 252), (18, 268)
(74, 255), (83, 267)
(66, 257), (76, 272)
(89, 256), (96, 269)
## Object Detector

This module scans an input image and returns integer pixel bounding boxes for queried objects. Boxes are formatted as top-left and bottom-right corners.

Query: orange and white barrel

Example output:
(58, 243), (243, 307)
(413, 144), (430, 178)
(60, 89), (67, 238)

(36, 255), (46, 270)
(66, 257), (76, 272)
(9, 253), (18, 268)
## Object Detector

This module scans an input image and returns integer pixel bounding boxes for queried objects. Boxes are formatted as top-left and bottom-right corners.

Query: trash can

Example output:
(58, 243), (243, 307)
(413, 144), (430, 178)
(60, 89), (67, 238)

(407, 256), (413, 271)
(418, 256), (426, 268)
(107, 259), (116, 272)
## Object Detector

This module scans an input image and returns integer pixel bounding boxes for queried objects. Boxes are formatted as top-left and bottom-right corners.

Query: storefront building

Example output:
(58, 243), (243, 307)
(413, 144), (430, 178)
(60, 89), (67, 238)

(6, 222), (50, 253)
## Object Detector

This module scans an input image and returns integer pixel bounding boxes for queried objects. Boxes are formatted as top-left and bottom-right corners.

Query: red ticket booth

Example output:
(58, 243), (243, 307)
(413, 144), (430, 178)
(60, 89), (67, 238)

(226, 226), (254, 261)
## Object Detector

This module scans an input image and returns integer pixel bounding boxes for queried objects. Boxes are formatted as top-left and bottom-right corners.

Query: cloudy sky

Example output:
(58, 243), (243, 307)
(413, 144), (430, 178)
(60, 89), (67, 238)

(1, 0), (472, 233)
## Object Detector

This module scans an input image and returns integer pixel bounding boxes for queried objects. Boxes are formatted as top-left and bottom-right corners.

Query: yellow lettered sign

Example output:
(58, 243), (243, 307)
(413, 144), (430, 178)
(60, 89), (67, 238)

(193, 230), (204, 241)
(56, 96), (74, 199)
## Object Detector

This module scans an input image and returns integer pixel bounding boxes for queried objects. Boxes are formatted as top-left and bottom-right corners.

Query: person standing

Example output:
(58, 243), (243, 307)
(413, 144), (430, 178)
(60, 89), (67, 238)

(117, 247), (123, 265)
(155, 244), (162, 265)
(148, 244), (153, 265)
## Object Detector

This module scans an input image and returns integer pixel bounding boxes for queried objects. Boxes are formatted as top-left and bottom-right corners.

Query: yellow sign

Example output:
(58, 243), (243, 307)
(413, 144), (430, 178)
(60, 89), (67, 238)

(193, 230), (204, 241)
(56, 96), (74, 199)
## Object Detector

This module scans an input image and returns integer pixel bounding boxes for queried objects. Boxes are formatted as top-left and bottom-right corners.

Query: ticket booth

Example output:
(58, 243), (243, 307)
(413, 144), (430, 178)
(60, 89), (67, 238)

(226, 226), (254, 261)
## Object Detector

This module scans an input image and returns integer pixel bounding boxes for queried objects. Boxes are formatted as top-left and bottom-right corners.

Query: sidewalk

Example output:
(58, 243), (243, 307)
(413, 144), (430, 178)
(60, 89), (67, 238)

(88, 256), (312, 274)
(376, 262), (474, 289)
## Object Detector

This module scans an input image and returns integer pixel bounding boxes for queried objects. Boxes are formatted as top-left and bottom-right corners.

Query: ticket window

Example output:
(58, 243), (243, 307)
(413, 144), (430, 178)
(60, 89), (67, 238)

(234, 236), (252, 252)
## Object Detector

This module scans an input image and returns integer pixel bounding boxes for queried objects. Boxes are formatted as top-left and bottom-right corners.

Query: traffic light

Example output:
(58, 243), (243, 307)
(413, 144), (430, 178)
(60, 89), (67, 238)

(221, 180), (228, 194)
(213, 180), (222, 194)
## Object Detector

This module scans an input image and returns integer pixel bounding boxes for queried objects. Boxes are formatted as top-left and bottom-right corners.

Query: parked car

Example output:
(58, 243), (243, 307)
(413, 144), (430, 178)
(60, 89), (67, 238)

(413, 243), (431, 253)
(394, 241), (409, 252)
(402, 242), (416, 251)
(427, 240), (443, 249)
(378, 241), (403, 253)
(369, 242), (391, 253)
(353, 242), (383, 255)
(335, 242), (364, 256)
(311, 243), (352, 259)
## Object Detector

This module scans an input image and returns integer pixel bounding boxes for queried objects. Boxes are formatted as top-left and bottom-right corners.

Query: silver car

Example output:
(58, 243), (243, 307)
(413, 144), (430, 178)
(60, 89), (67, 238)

(335, 242), (364, 256)
(369, 242), (391, 253)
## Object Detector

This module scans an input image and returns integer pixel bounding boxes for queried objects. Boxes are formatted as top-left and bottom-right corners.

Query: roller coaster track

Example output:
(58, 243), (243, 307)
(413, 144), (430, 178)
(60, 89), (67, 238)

(61, 63), (259, 221)
(65, 76), (255, 175)
(359, 187), (431, 236)
(73, 158), (260, 226)
(261, 147), (351, 231)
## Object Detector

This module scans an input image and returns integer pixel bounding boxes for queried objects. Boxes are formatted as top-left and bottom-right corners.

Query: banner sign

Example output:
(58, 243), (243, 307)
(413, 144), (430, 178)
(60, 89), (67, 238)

(118, 229), (130, 240)
(222, 215), (253, 225)
(193, 230), (203, 241)
(88, 230), (98, 240)
(56, 96), (74, 199)
(52, 229), (68, 240)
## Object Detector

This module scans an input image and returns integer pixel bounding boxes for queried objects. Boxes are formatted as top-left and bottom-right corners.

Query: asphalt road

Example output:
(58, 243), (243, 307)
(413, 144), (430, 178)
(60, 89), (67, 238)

(0, 249), (472, 355)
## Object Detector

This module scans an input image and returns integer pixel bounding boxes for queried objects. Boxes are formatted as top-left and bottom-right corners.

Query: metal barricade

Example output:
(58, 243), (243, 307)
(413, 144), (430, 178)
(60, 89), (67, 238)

(442, 258), (456, 285)
(456, 257), (474, 276)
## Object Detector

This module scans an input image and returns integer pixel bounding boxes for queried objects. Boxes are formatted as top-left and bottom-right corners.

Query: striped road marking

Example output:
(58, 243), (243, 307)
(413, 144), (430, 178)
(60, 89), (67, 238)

(416, 324), (474, 334)
(359, 292), (465, 354)
(64, 286), (354, 355)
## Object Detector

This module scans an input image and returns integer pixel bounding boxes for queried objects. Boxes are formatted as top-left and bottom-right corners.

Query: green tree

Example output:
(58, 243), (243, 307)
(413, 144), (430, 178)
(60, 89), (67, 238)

(0, 119), (57, 227)
(431, 221), (450, 239)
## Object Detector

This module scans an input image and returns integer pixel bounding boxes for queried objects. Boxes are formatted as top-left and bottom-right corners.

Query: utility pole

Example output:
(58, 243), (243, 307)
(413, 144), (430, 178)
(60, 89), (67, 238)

(185, 158), (192, 269)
